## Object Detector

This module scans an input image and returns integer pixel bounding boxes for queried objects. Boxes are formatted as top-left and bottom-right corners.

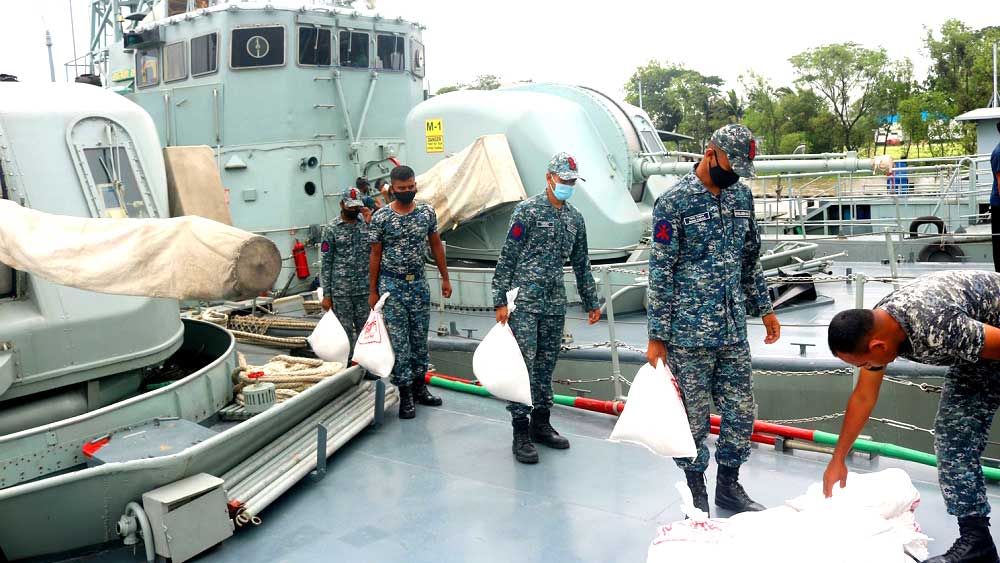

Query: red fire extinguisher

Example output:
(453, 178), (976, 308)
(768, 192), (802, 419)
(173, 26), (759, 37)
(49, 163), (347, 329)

(292, 239), (310, 279)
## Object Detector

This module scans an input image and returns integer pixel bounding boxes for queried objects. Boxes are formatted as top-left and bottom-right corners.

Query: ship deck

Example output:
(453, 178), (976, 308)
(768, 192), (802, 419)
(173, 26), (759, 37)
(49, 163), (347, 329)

(41, 383), (996, 562)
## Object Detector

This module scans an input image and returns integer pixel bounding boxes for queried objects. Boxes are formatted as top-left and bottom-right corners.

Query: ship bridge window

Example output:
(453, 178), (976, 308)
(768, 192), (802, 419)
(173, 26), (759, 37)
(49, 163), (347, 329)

(83, 147), (148, 219)
(164, 41), (187, 83)
(191, 32), (218, 77)
(135, 48), (160, 89)
(376, 34), (404, 71)
(231, 26), (285, 69)
(298, 27), (332, 66)
(339, 30), (369, 69)
(411, 39), (425, 78)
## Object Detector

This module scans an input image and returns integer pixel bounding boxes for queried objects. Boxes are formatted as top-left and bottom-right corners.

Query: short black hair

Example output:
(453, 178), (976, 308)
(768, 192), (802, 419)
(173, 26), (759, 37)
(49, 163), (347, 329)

(996, 121), (1000, 135)
(355, 177), (370, 190)
(828, 309), (875, 355)
(390, 165), (415, 183)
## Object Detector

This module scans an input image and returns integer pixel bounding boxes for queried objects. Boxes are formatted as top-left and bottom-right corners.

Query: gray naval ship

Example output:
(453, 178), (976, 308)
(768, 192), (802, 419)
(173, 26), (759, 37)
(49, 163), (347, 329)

(0, 0), (998, 560)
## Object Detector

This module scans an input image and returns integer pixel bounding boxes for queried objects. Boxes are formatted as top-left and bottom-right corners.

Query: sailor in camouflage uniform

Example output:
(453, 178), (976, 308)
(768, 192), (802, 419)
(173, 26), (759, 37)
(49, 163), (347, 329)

(646, 124), (781, 515)
(320, 188), (371, 355)
(369, 165), (452, 419)
(827, 270), (1000, 563)
(493, 152), (601, 464)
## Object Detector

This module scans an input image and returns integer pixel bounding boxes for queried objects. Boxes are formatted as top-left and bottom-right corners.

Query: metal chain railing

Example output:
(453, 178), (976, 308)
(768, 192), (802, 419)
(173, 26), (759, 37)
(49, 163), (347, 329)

(883, 375), (943, 394)
(764, 411), (846, 425)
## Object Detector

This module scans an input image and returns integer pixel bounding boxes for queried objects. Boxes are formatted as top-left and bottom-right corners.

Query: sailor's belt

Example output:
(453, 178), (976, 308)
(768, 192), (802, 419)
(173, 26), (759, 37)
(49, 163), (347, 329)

(381, 269), (425, 281)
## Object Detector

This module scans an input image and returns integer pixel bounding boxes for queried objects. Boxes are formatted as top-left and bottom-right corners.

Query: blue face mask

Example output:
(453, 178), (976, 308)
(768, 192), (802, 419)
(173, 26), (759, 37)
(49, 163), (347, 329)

(552, 181), (575, 201)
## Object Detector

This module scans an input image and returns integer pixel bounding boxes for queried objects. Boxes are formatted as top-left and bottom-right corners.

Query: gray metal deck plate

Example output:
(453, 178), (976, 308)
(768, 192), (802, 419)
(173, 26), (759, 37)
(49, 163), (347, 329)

(51, 386), (999, 562)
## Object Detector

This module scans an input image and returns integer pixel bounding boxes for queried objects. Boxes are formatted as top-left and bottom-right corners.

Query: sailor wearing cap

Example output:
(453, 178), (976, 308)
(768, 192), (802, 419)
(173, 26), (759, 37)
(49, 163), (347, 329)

(369, 165), (452, 419)
(320, 188), (372, 355)
(492, 152), (601, 464)
(645, 124), (781, 516)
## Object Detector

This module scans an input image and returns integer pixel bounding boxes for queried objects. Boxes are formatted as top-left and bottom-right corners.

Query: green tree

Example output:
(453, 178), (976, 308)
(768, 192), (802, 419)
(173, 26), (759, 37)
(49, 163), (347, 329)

(723, 90), (745, 122)
(669, 71), (725, 148)
(468, 74), (501, 90)
(741, 72), (782, 153)
(435, 85), (462, 95)
(624, 61), (687, 132)
(790, 43), (889, 151)
(869, 59), (916, 154)
(898, 95), (928, 158)
(925, 21), (1000, 152)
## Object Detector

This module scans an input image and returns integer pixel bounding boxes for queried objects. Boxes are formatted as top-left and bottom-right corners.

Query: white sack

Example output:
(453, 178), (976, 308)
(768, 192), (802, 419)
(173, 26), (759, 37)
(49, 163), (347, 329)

(415, 135), (528, 232)
(472, 287), (532, 405)
(307, 310), (350, 366)
(647, 469), (929, 563)
(0, 199), (280, 301)
(785, 467), (921, 519)
(609, 361), (697, 458)
(353, 293), (395, 378)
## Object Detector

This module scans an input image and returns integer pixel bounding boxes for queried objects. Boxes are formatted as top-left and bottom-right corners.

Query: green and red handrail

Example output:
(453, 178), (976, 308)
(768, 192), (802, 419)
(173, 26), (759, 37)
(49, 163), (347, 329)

(423, 371), (1000, 481)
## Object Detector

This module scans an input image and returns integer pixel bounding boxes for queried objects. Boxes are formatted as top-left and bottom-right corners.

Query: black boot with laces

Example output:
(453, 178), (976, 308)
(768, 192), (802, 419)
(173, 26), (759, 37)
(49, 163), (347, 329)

(925, 516), (999, 563)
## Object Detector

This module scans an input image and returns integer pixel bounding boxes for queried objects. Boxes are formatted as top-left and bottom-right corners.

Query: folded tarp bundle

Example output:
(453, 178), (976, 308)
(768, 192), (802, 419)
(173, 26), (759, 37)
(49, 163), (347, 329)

(0, 199), (280, 301)
(414, 134), (528, 233)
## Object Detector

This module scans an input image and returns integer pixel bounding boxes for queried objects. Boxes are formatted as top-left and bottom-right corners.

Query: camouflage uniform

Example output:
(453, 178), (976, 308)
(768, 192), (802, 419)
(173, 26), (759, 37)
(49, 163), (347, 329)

(320, 218), (370, 352)
(492, 153), (600, 420)
(647, 124), (772, 473)
(369, 202), (438, 387)
(874, 270), (1000, 518)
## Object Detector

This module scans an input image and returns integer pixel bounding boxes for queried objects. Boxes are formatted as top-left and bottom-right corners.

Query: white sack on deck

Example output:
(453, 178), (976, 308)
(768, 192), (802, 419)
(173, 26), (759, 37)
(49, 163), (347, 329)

(0, 199), (281, 301)
(415, 134), (528, 232)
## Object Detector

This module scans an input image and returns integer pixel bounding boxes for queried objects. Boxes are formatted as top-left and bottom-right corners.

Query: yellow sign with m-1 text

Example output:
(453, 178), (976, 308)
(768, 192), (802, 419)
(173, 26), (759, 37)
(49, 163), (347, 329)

(425, 118), (443, 153)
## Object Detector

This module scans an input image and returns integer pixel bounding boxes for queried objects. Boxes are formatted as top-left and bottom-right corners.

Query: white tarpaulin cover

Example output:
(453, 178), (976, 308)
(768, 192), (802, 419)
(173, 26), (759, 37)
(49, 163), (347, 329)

(415, 134), (527, 232)
(0, 199), (280, 301)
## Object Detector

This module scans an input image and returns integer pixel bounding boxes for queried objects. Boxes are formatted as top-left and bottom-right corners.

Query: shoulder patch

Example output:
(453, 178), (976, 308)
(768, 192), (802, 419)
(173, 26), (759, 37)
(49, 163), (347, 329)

(321, 241), (330, 252)
(509, 221), (526, 241)
(653, 219), (672, 244)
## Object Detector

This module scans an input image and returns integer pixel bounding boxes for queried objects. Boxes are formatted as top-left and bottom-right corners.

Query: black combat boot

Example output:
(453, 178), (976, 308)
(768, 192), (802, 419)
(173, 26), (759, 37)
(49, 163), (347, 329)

(925, 516), (999, 562)
(529, 407), (570, 449)
(411, 378), (443, 407)
(512, 418), (539, 464)
(684, 470), (710, 517)
(398, 384), (415, 419)
(715, 464), (765, 513)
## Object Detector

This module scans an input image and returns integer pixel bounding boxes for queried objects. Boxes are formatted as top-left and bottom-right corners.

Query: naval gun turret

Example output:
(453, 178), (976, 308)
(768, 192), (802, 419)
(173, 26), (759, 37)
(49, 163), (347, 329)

(0, 82), (280, 434)
(404, 82), (893, 264)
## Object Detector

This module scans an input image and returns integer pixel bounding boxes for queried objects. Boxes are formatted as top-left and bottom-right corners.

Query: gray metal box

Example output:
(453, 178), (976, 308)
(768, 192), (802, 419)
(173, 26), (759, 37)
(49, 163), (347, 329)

(141, 473), (234, 563)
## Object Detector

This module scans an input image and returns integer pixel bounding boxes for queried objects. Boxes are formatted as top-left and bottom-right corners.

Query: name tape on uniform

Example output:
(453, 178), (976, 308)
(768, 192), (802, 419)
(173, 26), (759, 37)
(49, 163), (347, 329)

(683, 211), (711, 225)
(733, 210), (752, 218)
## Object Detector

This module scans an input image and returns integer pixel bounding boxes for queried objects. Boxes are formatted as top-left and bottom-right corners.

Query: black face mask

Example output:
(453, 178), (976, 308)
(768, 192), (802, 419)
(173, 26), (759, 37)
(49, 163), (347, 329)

(393, 190), (416, 204)
(709, 154), (741, 189)
(343, 208), (361, 220)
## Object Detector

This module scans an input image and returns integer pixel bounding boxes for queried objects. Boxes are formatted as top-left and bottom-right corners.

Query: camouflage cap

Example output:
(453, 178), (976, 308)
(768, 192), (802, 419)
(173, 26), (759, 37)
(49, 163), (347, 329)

(710, 124), (757, 178)
(547, 152), (585, 181)
(341, 187), (364, 207)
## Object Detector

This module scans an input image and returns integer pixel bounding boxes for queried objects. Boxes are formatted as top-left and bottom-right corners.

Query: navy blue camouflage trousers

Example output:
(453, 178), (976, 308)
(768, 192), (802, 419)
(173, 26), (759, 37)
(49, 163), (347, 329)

(379, 277), (430, 387)
(329, 293), (369, 358)
(667, 342), (755, 473)
(936, 363), (1000, 517)
(506, 309), (564, 420)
